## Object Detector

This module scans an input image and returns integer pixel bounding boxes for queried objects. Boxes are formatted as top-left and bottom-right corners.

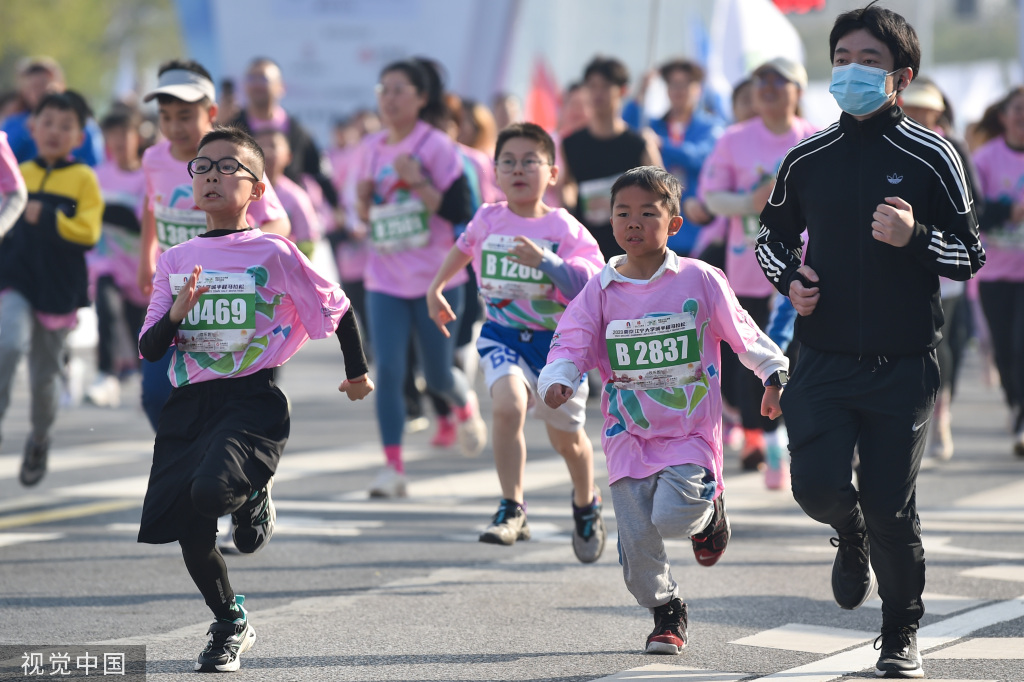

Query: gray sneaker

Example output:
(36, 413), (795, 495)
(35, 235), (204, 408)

(19, 437), (49, 487)
(572, 487), (606, 563)
(479, 499), (530, 545)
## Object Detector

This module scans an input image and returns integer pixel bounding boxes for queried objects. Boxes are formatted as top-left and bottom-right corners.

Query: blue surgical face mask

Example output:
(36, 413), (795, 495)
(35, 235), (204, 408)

(829, 63), (900, 116)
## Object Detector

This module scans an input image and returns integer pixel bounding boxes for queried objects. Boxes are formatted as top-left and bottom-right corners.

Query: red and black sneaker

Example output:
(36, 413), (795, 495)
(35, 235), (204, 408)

(645, 597), (687, 654)
(691, 493), (731, 567)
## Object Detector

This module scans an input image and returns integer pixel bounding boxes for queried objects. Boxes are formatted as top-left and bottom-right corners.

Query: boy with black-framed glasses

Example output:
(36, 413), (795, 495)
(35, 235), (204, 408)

(137, 126), (372, 672)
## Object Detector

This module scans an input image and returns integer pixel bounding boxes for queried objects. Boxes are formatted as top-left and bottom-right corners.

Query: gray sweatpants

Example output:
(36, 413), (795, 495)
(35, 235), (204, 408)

(610, 463), (716, 609)
(0, 290), (70, 443)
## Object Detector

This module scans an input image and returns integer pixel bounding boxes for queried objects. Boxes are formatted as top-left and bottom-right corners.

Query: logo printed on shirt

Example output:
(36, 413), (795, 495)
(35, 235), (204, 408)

(887, 173), (904, 185)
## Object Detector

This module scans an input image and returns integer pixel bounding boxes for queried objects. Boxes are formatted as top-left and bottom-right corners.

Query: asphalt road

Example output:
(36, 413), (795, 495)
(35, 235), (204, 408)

(0, 337), (1021, 681)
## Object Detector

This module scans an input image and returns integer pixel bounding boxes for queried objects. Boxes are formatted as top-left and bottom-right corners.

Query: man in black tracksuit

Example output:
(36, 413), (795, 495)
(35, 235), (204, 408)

(755, 4), (984, 679)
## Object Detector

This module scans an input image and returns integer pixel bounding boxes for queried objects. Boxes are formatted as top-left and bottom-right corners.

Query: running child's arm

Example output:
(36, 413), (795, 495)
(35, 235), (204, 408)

(335, 307), (374, 401)
(138, 264), (209, 361)
(508, 236), (591, 301)
(45, 168), (103, 248)
(427, 244), (474, 338)
(538, 281), (603, 408)
(0, 186), (27, 237)
(137, 203), (158, 297)
(706, 267), (787, 420)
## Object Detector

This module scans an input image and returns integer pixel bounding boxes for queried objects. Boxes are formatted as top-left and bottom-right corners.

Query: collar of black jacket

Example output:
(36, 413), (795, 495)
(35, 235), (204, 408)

(839, 104), (904, 139)
(32, 157), (78, 171)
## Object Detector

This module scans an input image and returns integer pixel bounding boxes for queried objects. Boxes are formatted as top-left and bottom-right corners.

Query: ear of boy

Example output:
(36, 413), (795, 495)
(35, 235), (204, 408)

(668, 215), (683, 237)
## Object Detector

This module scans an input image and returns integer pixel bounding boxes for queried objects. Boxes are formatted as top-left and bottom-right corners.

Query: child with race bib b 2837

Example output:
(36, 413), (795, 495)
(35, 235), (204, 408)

(427, 123), (607, 561)
(538, 166), (788, 654)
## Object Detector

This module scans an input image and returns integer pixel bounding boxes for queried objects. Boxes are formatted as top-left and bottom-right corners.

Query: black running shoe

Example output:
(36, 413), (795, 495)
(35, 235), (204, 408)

(479, 499), (530, 545)
(19, 436), (49, 487)
(645, 597), (687, 654)
(874, 625), (923, 678)
(572, 487), (607, 564)
(691, 494), (730, 566)
(830, 531), (876, 609)
(231, 478), (276, 554)
(195, 596), (256, 673)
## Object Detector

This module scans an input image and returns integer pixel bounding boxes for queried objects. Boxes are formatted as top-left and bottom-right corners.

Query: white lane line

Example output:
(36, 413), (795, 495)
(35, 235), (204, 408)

(731, 623), (875, 654)
(0, 532), (63, 548)
(595, 666), (746, 681)
(748, 594), (1024, 681)
(961, 564), (1024, 583)
(925, 637), (1024, 659)
(864, 592), (987, 616)
(956, 478), (1024, 509)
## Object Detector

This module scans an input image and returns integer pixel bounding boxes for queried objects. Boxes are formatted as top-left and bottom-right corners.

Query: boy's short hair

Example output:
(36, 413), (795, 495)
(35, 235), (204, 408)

(148, 59), (216, 107)
(494, 122), (555, 164)
(198, 126), (265, 179)
(829, 1), (921, 75)
(659, 58), (705, 85)
(34, 90), (91, 129)
(100, 104), (141, 132)
(611, 166), (681, 217)
(583, 56), (630, 87)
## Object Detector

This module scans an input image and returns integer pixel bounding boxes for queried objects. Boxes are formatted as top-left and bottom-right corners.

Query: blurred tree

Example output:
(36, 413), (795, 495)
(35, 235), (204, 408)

(0, 0), (182, 114)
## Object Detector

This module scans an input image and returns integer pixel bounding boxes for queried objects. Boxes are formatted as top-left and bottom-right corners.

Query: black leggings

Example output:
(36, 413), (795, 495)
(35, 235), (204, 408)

(735, 295), (780, 433)
(178, 476), (250, 620)
(94, 276), (146, 375)
(979, 281), (1024, 414)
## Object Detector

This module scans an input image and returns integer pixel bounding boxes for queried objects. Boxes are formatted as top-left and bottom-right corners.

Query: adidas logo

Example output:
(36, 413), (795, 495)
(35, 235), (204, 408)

(887, 173), (903, 184)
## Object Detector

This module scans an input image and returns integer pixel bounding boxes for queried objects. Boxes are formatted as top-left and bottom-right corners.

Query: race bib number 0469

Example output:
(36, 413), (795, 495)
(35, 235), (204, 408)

(170, 272), (256, 353)
(606, 313), (701, 390)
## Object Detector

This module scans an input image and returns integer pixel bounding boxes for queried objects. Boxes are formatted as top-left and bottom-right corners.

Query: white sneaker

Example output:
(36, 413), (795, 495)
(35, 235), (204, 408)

(368, 467), (408, 498)
(85, 373), (121, 408)
(456, 392), (487, 457)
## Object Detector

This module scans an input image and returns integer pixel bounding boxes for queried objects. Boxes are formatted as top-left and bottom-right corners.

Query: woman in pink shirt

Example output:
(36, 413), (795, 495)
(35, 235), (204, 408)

(972, 85), (1024, 457)
(698, 57), (816, 472)
(355, 58), (486, 497)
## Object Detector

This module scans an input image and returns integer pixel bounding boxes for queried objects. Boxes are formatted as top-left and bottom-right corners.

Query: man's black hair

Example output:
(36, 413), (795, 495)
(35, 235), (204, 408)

(583, 56), (630, 87)
(829, 1), (921, 75)
(659, 58), (705, 85)
(198, 126), (265, 179)
(34, 90), (91, 129)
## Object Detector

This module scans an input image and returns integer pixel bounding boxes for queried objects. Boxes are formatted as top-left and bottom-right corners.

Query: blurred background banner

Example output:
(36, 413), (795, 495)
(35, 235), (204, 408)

(180, 0), (518, 146)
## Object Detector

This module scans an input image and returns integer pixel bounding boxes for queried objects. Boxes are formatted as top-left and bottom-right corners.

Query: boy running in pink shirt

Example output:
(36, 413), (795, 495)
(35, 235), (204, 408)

(428, 123), (606, 560)
(137, 127), (372, 672)
(538, 166), (788, 654)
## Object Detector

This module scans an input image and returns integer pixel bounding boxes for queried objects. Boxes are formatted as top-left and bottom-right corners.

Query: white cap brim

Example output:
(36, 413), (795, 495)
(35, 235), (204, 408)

(143, 68), (216, 104)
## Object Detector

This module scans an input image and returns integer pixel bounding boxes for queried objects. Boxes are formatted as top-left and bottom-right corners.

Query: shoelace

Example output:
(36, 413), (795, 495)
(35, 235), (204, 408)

(654, 601), (686, 628)
(873, 626), (913, 654)
(492, 501), (522, 525)
(830, 534), (868, 569)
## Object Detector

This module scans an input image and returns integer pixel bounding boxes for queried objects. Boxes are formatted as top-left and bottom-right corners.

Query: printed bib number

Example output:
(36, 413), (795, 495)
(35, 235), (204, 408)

(170, 272), (256, 352)
(578, 175), (618, 225)
(988, 223), (1024, 251)
(479, 234), (556, 300)
(741, 214), (761, 248)
(155, 205), (207, 250)
(606, 313), (701, 390)
(369, 199), (430, 253)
